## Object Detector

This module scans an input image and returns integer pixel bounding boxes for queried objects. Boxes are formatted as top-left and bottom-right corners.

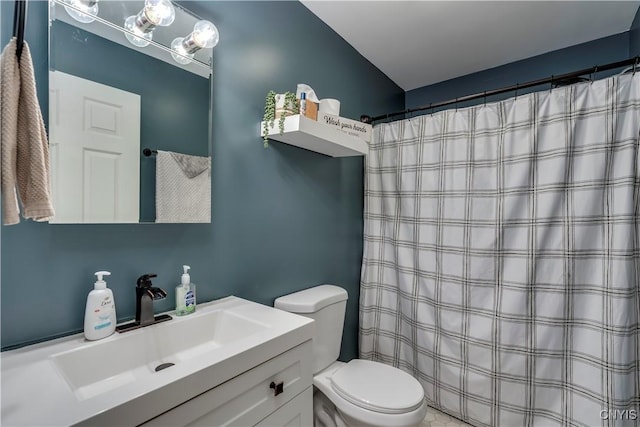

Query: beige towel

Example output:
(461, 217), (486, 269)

(1, 38), (55, 225)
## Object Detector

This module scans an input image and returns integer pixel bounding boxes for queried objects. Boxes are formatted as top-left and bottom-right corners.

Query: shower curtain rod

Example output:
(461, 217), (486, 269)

(361, 56), (639, 124)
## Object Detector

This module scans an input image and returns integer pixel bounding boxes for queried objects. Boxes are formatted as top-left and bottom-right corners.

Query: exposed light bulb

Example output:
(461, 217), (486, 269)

(192, 20), (219, 49)
(172, 20), (218, 64)
(123, 0), (175, 48)
(171, 37), (192, 65)
(124, 15), (152, 47)
(63, 0), (99, 24)
(143, 0), (175, 26)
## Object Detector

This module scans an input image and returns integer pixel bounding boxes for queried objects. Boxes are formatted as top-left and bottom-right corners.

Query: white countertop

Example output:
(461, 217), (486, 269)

(1, 296), (314, 426)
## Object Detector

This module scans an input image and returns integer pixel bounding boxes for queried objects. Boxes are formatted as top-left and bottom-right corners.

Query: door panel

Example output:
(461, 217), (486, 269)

(49, 71), (140, 223)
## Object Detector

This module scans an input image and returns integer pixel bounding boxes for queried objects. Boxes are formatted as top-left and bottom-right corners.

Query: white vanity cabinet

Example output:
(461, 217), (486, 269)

(141, 340), (313, 427)
(1, 297), (315, 427)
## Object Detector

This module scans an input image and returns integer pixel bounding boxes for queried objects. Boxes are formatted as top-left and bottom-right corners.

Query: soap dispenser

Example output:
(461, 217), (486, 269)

(84, 271), (117, 340)
(175, 265), (196, 316)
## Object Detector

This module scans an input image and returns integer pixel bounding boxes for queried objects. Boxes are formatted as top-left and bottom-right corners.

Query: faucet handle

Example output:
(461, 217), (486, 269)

(137, 273), (157, 288)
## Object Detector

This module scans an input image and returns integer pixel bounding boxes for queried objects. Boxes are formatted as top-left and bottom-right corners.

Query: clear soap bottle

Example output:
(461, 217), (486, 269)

(175, 265), (196, 316)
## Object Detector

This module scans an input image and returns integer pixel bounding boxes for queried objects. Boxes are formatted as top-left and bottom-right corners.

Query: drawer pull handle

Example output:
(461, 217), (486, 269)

(269, 381), (284, 396)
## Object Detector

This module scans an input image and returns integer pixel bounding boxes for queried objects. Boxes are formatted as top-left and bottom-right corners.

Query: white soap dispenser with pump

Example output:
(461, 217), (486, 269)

(175, 265), (196, 316)
(84, 271), (117, 340)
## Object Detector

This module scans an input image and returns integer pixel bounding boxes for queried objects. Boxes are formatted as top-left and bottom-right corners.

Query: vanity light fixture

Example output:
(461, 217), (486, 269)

(171, 20), (219, 65)
(124, 0), (175, 48)
(63, 0), (99, 24)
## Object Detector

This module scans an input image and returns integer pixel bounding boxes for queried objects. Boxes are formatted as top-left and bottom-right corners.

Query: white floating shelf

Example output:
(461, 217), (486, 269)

(260, 115), (369, 157)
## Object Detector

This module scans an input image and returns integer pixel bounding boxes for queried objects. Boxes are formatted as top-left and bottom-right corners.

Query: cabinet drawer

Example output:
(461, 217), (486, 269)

(255, 387), (312, 427)
(142, 340), (312, 427)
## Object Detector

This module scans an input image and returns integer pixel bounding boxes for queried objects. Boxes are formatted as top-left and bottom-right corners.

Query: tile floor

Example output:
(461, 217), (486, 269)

(421, 406), (473, 427)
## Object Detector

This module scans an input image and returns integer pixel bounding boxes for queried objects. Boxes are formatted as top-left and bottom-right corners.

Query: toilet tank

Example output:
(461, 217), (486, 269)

(274, 285), (348, 374)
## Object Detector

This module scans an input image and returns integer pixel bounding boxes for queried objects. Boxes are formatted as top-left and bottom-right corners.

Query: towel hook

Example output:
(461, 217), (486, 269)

(13, 0), (28, 59)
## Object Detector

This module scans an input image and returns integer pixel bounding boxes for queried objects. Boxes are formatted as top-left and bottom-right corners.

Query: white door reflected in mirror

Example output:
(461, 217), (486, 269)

(49, 71), (141, 223)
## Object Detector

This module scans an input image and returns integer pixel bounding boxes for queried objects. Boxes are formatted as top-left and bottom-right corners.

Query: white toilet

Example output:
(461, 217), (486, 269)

(274, 285), (427, 427)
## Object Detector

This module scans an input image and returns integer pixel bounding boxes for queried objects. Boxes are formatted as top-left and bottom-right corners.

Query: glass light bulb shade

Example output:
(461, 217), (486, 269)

(64, 0), (99, 23)
(192, 20), (219, 48)
(143, 0), (175, 27)
(124, 15), (152, 47)
(171, 37), (193, 65)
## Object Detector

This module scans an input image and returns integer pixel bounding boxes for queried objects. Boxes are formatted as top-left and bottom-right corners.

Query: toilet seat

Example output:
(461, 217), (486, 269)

(330, 360), (424, 414)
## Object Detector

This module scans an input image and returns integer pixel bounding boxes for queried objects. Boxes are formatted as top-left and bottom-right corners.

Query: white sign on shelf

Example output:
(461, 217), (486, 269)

(319, 113), (371, 143)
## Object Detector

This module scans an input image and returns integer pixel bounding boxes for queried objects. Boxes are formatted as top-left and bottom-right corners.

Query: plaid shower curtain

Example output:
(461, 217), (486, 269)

(360, 73), (640, 427)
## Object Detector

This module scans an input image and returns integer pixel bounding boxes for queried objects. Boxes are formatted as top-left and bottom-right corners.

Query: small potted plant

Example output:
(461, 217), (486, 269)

(262, 91), (299, 148)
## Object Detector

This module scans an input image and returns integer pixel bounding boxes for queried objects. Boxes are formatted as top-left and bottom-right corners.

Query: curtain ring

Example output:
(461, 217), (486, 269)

(634, 57), (638, 75)
(455, 98), (458, 111)
(591, 65), (598, 84)
(550, 75), (553, 92)
(483, 91), (487, 106)
(515, 83), (519, 99)
(429, 103), (433, 116)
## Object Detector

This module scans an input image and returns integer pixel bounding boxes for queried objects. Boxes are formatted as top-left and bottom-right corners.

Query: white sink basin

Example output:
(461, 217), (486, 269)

(1, 296), (314, 427)
(52, 310), (267, 400)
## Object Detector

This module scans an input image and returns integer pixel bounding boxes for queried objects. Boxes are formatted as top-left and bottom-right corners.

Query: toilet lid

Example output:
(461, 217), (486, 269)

(330, 360), (424, 414)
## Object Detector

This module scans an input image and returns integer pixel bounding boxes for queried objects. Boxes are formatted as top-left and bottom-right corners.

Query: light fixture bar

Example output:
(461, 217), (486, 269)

(51, 0), (211, 71)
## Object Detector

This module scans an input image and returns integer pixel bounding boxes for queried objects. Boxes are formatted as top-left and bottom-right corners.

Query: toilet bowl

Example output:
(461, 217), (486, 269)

(274, 285), (427, 427)
(313, 361), (427, 427)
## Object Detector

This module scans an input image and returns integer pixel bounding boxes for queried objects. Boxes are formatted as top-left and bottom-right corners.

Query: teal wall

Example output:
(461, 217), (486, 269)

(631, 6), (640, 56)
(0, 1), (404, 357)
(5, 1), (635, 356)
(406, 33), (631, 111)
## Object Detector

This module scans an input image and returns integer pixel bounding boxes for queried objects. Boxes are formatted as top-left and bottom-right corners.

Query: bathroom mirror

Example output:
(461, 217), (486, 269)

(48, 0), (212, 223)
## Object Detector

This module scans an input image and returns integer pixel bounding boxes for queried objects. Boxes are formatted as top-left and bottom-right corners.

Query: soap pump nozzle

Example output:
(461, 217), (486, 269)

(94, 271), (111, 290)
(181, 265), (191, 287)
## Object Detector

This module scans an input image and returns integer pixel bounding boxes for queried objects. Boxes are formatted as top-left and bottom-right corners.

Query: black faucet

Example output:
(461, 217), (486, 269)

(116, 274), (172, 333)
(136, 274), (167, 325)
